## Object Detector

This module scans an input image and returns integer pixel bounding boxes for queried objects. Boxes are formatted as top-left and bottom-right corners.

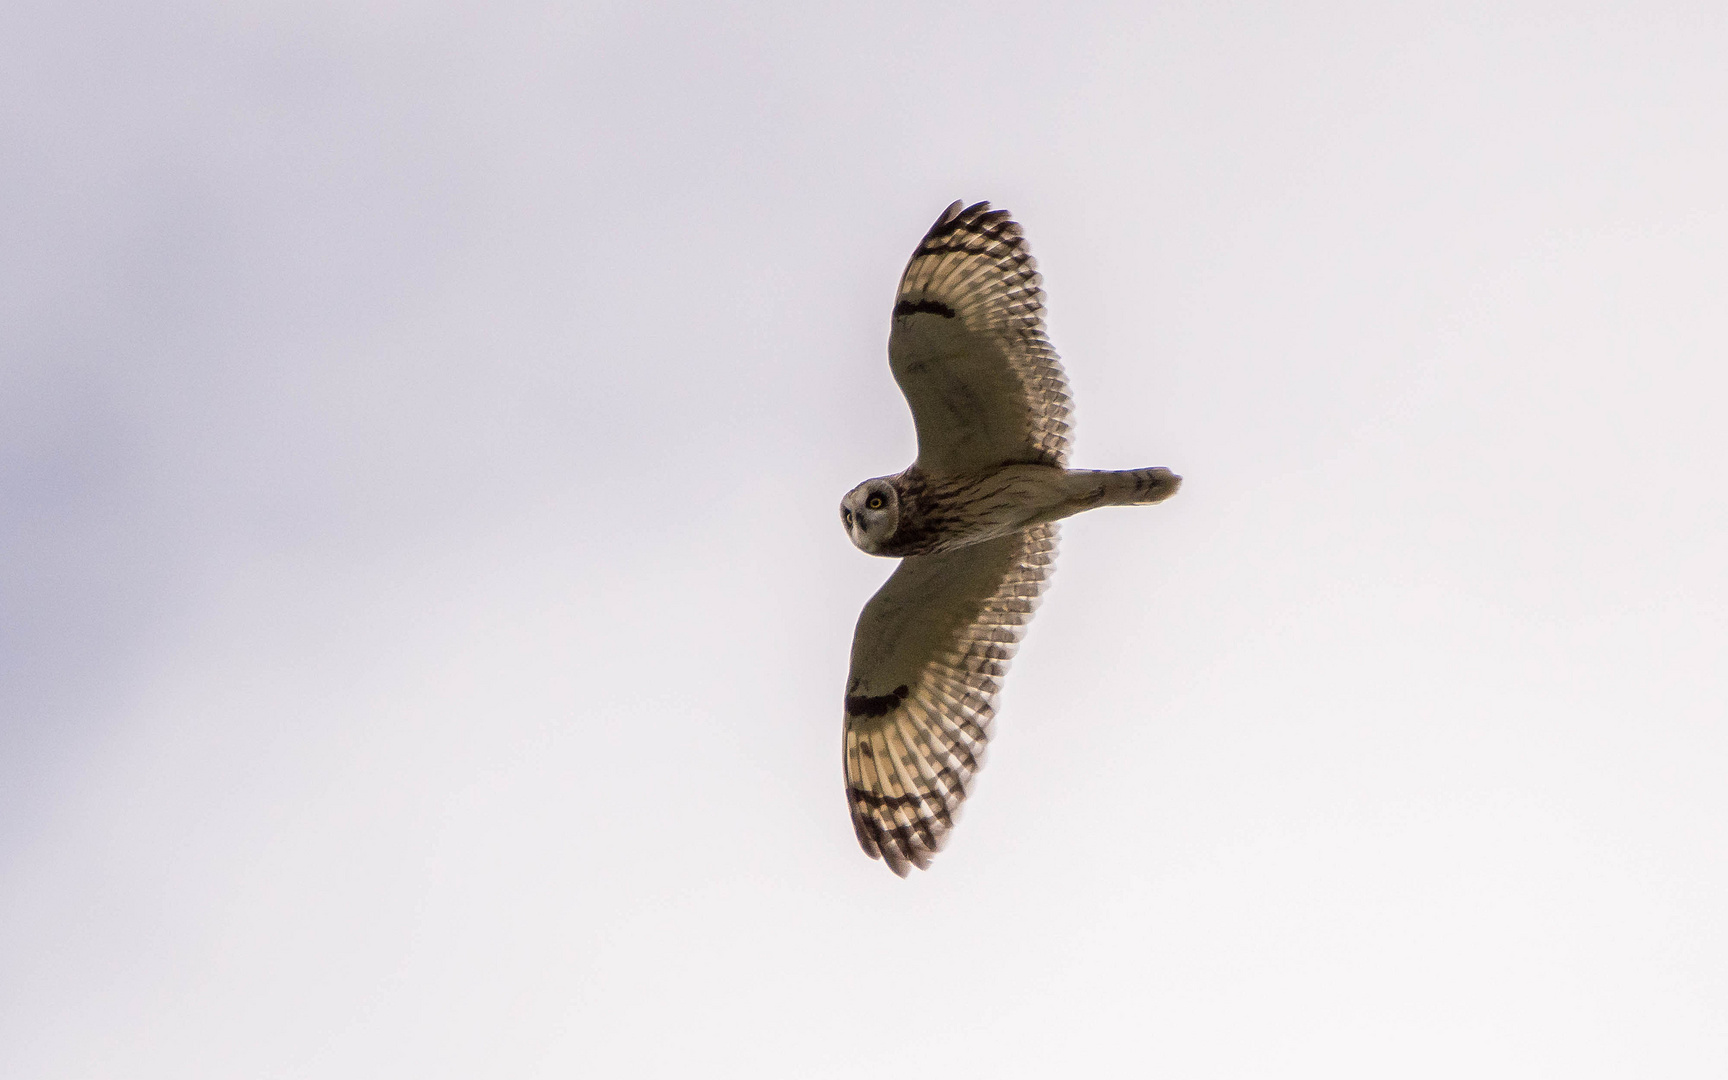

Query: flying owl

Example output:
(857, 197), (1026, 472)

(841, 200), (1181, 877)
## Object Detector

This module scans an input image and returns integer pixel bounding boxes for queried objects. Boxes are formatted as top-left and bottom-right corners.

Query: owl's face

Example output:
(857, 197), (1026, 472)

(840, 478), (899, 554)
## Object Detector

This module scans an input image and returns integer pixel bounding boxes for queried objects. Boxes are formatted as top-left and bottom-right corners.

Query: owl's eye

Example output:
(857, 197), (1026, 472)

(842, 509), (854, 526)
(867, 494), (885, 510)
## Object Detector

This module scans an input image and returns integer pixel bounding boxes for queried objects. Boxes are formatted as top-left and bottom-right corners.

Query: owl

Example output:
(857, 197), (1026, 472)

(841, 200), (1181, 877)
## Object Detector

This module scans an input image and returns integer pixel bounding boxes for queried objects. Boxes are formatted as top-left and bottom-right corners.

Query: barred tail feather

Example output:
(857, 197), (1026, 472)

(1072, 466), (1181, 508)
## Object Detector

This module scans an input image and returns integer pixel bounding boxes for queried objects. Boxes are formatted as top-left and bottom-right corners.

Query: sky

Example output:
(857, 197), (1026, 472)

(3, 1), (1726, 1076)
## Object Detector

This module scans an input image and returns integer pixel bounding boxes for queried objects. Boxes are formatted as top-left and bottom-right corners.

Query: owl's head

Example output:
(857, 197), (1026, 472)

(840, 478), (899, 554)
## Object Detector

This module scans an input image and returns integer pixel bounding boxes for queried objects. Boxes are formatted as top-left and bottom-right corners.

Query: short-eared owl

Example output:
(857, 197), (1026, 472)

(842, 200), (1181, 877)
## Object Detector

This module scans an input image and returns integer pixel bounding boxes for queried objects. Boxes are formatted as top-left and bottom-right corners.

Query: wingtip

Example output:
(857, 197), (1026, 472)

(881, 841), (914, 877)
(924, 199), (1005, 244)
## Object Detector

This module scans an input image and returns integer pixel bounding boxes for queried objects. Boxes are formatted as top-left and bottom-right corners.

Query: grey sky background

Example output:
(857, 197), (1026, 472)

(3, 2), (1725, 1076)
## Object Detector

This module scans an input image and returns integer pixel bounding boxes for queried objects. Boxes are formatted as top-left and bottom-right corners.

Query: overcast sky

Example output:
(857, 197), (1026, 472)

(3, 2), (1726, 1076)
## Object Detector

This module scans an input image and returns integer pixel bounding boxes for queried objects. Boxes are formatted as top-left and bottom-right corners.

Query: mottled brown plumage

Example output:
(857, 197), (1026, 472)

(839, 201), (1181, 876)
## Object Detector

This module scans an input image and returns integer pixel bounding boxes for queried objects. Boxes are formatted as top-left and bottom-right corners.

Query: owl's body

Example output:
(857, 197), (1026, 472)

(840, 200), (1180, 877)
(843, 462), (1179, 558)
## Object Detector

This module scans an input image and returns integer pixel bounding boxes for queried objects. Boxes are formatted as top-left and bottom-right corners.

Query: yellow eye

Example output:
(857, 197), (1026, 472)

(867, 494), (885, 510)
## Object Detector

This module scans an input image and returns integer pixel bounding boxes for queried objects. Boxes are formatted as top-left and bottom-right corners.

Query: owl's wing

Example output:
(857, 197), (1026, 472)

(888, 201), (1073, 474)
(842, 524), (1059, 876)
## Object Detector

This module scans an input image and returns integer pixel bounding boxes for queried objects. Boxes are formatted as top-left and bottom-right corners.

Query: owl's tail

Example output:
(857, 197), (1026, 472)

(1065, 466), (1182, 510)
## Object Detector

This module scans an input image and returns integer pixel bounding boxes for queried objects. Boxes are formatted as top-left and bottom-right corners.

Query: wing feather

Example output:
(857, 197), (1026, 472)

(842, 524), (1059, 876)
(888, 202), (1074, 474)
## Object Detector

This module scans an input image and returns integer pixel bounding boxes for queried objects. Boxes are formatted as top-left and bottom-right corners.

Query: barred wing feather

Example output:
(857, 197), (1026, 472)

(842, 524), (1059, 876)
(888, 201), (1074, 474)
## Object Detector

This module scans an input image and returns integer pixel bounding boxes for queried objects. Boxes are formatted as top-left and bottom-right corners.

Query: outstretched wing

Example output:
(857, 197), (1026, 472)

(889, 201), (1073, 474)
(842, 524), (1059, 876)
